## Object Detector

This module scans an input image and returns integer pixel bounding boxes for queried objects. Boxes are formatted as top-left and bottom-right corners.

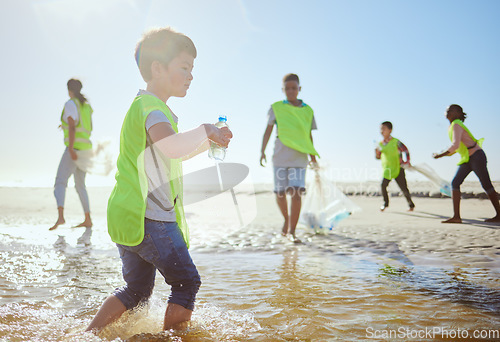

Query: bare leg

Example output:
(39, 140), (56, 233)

(74, 212), (93, 228)
(485, 191), (500, 222)
(52, 148), (74, 231)
(49, 207), (65, 230)
(288, 189), (302, 242)
(164, 303), (193, 330)
(442, 190), (462, 223)
(275, 193), (289, 236)
(86, 295), (127, 333)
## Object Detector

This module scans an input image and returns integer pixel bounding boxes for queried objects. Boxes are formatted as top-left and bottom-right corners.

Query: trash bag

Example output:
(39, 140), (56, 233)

(406, 163), (451, 197)
(299, 166), (361, 234)
(74, 139), (114, 176)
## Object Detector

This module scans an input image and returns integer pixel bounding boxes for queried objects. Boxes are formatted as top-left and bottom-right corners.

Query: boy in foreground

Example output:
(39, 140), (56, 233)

(86, 27), (232, 333)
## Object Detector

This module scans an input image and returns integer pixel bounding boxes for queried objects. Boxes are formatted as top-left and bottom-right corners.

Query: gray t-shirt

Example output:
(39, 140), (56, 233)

(140, 90), (179, 222)
(267, 105), (317, 168)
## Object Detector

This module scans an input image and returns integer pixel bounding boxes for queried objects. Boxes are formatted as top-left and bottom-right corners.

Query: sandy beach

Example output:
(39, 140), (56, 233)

(2, 182), (499, 270)
(0, 182), (499, 341)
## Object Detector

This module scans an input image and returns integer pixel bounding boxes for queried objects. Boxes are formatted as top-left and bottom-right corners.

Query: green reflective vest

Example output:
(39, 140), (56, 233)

(61, 98), (93, 150)
(107, 94), (189, 247)
(448, 119), (484, 165)
(271, 101), (319, 156)
(379, 138), (400, 180)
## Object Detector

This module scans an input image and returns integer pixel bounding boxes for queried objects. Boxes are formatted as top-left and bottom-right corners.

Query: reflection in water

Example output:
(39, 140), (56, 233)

(77, 227), (93, 246)
(269, 247), (338, 340)
(0, 220), (499, 341)
(378, 265), (500, 314)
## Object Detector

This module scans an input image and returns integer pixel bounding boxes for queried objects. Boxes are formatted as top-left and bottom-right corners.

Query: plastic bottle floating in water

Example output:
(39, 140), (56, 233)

(208, 115), (228, 161)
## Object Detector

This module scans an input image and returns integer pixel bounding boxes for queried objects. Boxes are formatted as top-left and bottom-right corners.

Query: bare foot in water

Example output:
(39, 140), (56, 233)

(485, 215), (500, 223)
(442, 217), (462, 224)
(74, 218), (93, 228)
(288, 235), (302, 244)
(281, 221), (289, 236)
(49, 218), (65, 231)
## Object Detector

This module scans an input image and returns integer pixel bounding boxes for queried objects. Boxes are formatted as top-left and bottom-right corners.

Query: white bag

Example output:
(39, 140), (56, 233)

(299, 166), (361, 233)
(407, 163), (451, 197)
(74, 139), (114, 176)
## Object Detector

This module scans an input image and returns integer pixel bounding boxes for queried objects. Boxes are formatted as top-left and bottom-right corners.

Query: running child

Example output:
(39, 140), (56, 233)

(375, 121), (415, 211)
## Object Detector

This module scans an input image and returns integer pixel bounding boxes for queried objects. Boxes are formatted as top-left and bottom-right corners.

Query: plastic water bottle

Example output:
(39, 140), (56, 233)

(330, 211), (351, 229)
(208, 115), (228, 161)
(440, 181), (452, 197)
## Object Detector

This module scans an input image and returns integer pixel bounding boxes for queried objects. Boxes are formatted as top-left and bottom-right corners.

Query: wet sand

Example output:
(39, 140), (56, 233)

(2, 183), (499, 271)
(0, 184), (499, 341)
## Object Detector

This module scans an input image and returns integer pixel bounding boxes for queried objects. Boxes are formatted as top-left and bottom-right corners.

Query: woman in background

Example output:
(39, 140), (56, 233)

(50, 79), (93, 230)
(433, 104), (500, 223)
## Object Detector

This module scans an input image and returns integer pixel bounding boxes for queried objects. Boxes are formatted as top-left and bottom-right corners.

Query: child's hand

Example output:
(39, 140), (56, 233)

(260, 152), (267, 166)
(375, 149), (381, 159)
(220, 126), (233, 141)
(309, 160), (319, 170)
(205, 124), (232, 147)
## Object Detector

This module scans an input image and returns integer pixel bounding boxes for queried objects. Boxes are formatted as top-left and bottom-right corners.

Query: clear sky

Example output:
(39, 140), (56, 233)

(1, 0), (499, 187)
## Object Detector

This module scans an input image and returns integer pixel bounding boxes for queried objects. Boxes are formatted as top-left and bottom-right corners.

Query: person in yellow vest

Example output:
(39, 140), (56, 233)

(260, 73), (319, 243)
(85, 28), (232, 334)
(433, 104), (500, 223)
(375, 121), (415, 212)
(49, 79), (93, 231)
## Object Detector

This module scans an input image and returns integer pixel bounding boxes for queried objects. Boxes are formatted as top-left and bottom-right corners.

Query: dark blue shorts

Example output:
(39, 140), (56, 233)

(113, 219), (201, 311)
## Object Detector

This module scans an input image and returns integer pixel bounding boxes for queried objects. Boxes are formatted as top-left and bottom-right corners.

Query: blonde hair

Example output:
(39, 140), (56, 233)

(135, 27), (197, 81)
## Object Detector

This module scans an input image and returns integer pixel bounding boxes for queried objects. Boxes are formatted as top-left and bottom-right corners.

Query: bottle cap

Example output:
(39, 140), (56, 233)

(218, 115), (227, 122)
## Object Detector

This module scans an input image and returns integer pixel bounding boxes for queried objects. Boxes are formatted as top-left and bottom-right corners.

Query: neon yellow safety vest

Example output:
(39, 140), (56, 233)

(61, 98), (93, 150)
(448, 119), (484, 165)
(107, 94), (189, 247)
(379, 138), (400, 180)
(271, 101), (319, 156)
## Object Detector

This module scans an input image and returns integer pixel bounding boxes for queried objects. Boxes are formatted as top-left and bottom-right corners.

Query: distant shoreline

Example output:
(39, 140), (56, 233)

(2, 181), (498, 200)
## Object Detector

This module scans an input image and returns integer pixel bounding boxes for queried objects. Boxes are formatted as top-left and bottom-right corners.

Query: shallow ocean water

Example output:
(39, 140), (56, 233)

(0, 191), (499, 341)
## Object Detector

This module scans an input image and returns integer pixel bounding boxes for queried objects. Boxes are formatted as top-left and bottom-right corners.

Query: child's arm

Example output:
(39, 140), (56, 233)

(182, 124), (233, 161)
(309, 132), (317, 164)
(182, 140), (210, 161)
(374, 140), (381, 159)
(260, 124), (273, 166)
(398, 141), (411, 166)
(148, 122), (231, 160)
